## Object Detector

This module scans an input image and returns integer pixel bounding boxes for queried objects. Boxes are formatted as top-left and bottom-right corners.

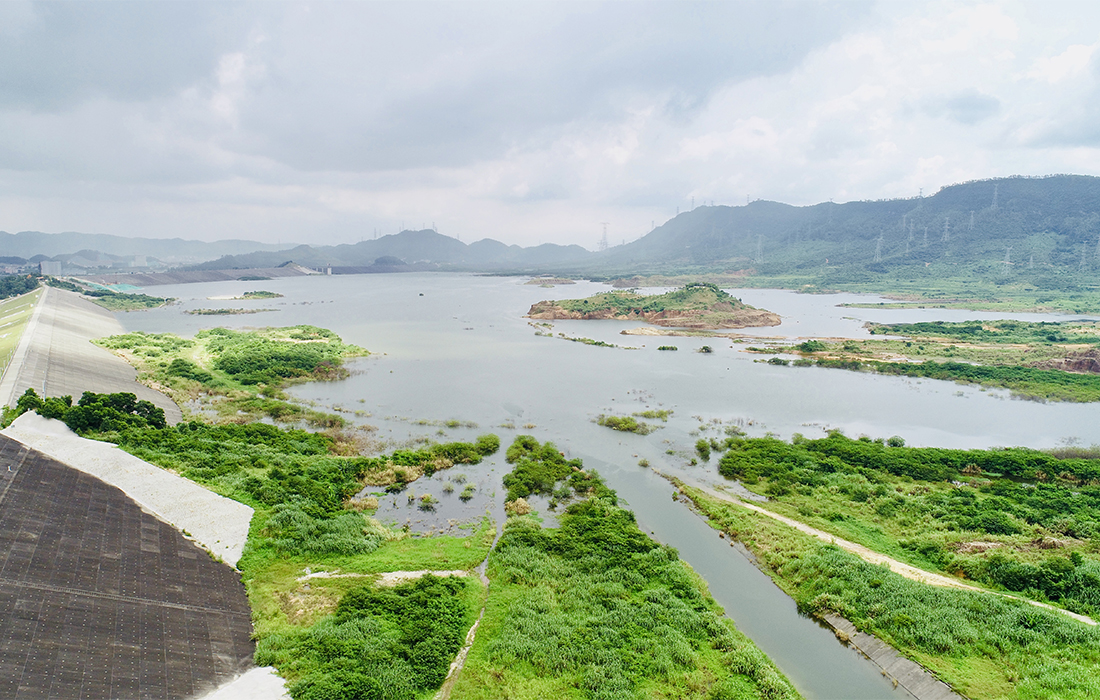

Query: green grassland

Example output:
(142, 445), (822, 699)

(772, 320), (1100, 402)
(680, 484), (1100, 700)
(94, 325), (369, 426)
(453, 436), (799, 700)
(668, 431), (1100, 698)
(0, 289), (41, 372)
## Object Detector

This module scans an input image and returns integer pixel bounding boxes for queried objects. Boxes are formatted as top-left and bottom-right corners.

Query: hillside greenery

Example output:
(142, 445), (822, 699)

(555, 283), (748, 315)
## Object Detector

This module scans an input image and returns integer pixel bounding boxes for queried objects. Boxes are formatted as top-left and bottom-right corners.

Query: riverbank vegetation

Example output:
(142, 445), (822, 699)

(81, 288), (173, 310)
(681, 482), (1100, 700)
(711, 432), (1100, 615)
(452, 436), (798, 699)
(95, 325), (369, 426)
(667, 430), (1100, 697)
(766, 320), (1100, 402)
(186, 307), (276, 315)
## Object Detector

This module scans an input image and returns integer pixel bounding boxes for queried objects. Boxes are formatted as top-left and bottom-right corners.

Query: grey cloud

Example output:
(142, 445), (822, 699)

(0, 2), (250, 110)
(227, 1), (872, 172)
(924, 89), (1001, 125)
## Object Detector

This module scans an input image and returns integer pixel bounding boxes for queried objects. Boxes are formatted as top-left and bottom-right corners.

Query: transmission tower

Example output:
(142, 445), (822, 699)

(598, 223), (610, 252)
(874, 233), (883, 263)
(991, 184), (999, 210)
(942, 217), (950, 243)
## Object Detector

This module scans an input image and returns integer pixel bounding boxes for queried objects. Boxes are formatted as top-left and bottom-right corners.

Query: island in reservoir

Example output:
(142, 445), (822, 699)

(527, 282), (781, 330)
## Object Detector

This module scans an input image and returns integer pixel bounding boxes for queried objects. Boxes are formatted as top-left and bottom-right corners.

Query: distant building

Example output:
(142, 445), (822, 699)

(132, 255), (147, 267)
(39, 260), (62, 276)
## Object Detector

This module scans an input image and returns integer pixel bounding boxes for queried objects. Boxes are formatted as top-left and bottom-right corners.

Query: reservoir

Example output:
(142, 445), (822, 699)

(119, 273), (1100, 699)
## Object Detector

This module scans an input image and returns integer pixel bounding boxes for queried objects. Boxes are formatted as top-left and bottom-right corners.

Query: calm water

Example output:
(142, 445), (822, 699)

(120, 273), (1100, 699)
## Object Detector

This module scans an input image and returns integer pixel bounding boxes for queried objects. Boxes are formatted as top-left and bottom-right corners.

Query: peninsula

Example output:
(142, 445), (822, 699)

(527, 282), (781, 329)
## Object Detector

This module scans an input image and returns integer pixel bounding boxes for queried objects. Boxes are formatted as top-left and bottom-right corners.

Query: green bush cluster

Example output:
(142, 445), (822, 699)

(594, 414), (657, 435)
(257, 574), (471, 700)
(12, 388), (166, 432)
(786, 545), (1100, 699)
(502, 435), (613, 503)
(203, 327), (349, 384)
(0, 274), (42, 299)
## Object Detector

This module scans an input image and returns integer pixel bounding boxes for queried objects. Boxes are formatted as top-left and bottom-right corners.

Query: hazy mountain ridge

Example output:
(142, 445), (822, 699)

(9, 176), (1100, 285)
(0, 230), (290, 262)
(187, 230), (593, 270)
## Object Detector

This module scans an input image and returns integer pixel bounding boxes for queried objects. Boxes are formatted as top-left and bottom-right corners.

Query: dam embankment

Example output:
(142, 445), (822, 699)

(0, 287), (182, 423)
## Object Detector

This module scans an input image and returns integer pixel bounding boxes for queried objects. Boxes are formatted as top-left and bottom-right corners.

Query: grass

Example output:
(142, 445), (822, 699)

(452, 437), (798, 700)
(679, 484), (1100, 700)
(765, 324), (1100, 402)
(94, 325), (368, 426)
(0, 288), (41, 374)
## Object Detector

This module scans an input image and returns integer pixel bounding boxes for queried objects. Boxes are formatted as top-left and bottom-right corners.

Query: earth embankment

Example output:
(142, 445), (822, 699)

(0, 287), (181, 423)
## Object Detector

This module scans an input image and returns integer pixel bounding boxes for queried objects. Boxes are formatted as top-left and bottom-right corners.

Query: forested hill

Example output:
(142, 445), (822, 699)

(184, 176), (1100, 289)
(586, 175), (1100, 284)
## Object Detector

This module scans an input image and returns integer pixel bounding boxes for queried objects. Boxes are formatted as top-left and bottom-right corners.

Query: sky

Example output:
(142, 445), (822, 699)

(2, 1), (1100, 250)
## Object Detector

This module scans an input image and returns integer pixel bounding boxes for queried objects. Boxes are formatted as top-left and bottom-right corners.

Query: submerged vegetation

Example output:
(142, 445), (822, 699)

(595, 414), (659, 435)
(453, 437), (798, 699)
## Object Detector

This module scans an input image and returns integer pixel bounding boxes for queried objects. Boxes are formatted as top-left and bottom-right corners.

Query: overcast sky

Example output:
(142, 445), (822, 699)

(2, 1), (1099, 249)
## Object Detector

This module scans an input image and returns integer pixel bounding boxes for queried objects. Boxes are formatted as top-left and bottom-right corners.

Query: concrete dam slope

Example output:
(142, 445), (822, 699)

(0, 287), (182, 424)
(3, 413), (254, 568)
(0, 433), (254, 699)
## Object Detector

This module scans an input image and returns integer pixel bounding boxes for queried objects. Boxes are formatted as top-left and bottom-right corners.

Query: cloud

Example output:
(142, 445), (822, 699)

(5, 1), (1100, 249)
(1027, 43), (1097, 84)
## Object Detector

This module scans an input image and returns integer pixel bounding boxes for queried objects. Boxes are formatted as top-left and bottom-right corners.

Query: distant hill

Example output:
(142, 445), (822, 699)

(558, 175), (1100, 288)
(0, 230), (289, 263)
(11, 175), (1100, 289)
(189, 229), (593, 271)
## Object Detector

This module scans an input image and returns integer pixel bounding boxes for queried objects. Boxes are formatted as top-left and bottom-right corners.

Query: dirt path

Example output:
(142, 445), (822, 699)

(676, 476), (1096, 626)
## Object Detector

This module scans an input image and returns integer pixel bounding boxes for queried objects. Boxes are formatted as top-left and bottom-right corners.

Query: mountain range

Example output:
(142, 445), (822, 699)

(8, 175), (1100, 286)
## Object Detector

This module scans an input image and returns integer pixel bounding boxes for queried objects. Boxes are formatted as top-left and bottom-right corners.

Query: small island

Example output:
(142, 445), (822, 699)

(206, 290), (283, 300)
(527, 282), (780, 330)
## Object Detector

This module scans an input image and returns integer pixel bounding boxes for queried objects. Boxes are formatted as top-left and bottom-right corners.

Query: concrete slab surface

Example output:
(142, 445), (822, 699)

(2, 413), (253, 568)
(0, 434), (255, 699)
